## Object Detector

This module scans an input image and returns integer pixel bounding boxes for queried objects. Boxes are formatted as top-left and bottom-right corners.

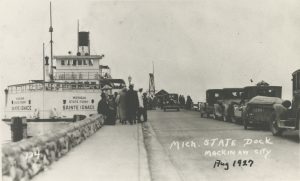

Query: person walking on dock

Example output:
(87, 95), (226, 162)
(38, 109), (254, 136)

(106, 95), (117, 125)
(137, 88), (144, 123)
(97, 93), (109, 122)
(126, 84), (139, 125)
(118, 88), (128, 124)
(115, 92), (120, 122)
(137, 92), (148, 122)
(186, 95), (193, 110)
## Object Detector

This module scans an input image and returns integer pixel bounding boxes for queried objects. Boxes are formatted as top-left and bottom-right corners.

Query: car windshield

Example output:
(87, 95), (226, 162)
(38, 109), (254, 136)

(244, 86), (282, 99)
(256, 89), (276, 97)
(165, 94), (178, 104)
(214, 93), (220, 98)
(207, 92), (221, 99)
(223, 90), (242, 99)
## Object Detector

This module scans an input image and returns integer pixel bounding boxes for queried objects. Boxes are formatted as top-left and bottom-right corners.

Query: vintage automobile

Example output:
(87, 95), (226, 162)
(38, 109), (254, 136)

(193, 102), (201, 111)
(270, 69), (300, 138)
(233, 84), (282, 124)
(214, 88), (244, 122)
(200, 89), (223, 118)
(243, 96), (288, 130)
(163, 93), (180, 111)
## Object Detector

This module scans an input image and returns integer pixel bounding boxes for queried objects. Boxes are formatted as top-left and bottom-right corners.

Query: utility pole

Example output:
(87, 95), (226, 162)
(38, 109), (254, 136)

(149, 61), (155, 97)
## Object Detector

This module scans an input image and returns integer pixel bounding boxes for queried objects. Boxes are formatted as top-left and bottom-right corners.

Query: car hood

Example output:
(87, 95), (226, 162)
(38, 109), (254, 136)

(248, 96), (283, 105)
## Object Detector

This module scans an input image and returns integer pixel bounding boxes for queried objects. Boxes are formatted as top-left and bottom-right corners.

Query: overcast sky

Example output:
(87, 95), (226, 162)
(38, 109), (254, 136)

(1, 0), (300, 108)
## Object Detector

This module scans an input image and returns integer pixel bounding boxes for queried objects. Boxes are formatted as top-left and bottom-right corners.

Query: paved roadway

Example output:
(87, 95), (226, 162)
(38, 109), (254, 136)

(33, 124), (150, 181)
(148, 109), (300, 181)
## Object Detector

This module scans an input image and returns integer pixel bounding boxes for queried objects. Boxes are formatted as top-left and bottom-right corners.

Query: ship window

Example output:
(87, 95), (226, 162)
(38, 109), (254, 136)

(78, 59), (82, 65)
(91, 99), (94, 103)
(63, 100), (66, 104)
(12, 100), (13, 104)
(71, 73), (77, 79)
(28, 100), (31, 104)
(61, 60), (65, 66)
(67, 60), (71, 65)
(73, 60), (77, 66)
(89, 60), (93, 66)
(78, 82), (83, 89)
(83, 59), (87, 65)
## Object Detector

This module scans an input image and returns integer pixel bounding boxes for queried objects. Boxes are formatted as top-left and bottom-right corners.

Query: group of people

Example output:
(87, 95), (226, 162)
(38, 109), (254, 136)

(97, 84), (148, 125)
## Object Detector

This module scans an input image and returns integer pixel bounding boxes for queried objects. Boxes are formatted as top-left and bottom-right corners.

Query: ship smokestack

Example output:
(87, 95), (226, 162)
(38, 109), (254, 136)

(78, 31), (90, 56)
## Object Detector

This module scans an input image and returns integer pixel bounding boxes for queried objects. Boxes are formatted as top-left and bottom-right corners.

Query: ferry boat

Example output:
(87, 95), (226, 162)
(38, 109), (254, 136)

(2, 4), (126, 123)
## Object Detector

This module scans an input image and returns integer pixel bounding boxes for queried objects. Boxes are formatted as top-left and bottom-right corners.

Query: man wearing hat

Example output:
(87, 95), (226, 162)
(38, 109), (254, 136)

(126, 84), (139, 125)
(97, 92), (109, 122)
(137, 88), (145, 123)
(138, 90), (149, 122)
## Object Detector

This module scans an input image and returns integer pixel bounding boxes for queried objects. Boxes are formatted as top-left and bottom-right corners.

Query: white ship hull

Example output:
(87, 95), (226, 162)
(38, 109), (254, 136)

(3, 89), (102, 122)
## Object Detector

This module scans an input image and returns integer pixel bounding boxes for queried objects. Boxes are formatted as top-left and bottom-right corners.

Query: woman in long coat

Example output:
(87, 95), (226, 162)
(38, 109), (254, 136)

(115, 93), (120, 121)
(118, 88), (128, 124)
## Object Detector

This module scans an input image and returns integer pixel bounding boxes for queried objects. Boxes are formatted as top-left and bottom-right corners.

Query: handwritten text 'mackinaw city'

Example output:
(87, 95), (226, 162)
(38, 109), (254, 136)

(170, 137), (273, 149)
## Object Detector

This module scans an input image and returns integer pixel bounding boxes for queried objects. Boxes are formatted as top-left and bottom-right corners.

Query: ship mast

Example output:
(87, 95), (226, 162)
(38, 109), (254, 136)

(43, 43), (45, 83)
(77, 20), (79, 54)
(49, 2), (54, 81)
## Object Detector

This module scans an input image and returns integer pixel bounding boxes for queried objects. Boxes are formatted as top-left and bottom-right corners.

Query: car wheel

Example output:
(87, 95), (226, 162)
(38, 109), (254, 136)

(243, 119), (248, 130)
(212, 113), (217, 120)
(270, 113), (283, 136)
(234, 117), (242, 125)
(242, 114), (248, 130)
(241, 111), (248, 129)
(223, 116), (227, 122)
(231, 116), (236, 123)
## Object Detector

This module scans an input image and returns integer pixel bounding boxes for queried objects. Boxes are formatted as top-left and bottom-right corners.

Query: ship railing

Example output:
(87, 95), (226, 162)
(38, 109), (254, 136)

(7, 82), (101, 93)
(54, 72), (101, 80)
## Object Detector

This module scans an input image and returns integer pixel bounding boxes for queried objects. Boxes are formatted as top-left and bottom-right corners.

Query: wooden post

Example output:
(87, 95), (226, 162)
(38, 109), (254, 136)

(11, 117), (27, 142)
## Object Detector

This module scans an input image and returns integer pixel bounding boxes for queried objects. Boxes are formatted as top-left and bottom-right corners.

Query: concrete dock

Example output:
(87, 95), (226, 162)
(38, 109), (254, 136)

(33, 124), (151, 181)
